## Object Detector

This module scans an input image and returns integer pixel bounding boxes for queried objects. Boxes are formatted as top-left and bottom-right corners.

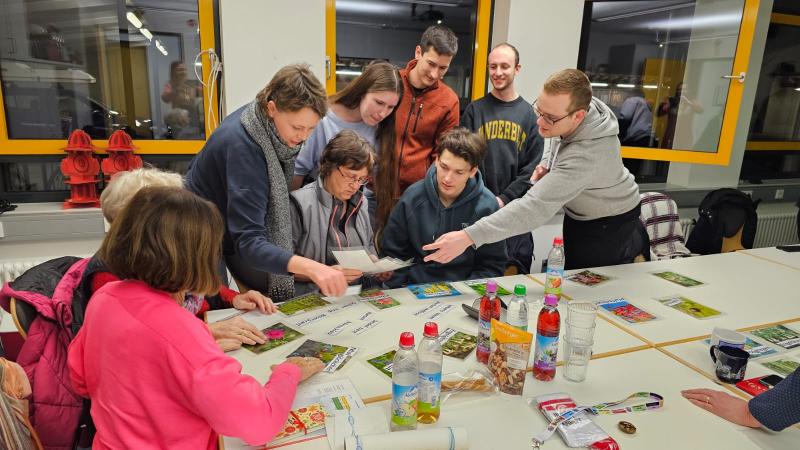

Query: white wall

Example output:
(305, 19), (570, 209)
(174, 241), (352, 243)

(219, 0), (326, 114)
(501, 0), (584, 101)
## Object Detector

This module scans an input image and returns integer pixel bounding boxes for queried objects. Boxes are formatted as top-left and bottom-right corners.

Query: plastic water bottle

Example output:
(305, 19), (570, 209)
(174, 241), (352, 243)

(391, 332), (419, 431)
(476, 280), (501, 364)
(533, 294), (561, 381)
(544, 237), (565, 299)
(417, 322), (442, 424)
(507, 284), (529, 331)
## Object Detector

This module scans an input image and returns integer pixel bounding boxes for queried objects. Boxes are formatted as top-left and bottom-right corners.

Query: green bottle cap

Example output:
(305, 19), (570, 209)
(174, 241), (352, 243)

(514, 284), (526, 296)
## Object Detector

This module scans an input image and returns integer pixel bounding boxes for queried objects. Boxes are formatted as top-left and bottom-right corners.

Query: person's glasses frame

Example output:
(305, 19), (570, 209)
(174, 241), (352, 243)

(337, 166), (370, 186)
(531, 99), (579, 126)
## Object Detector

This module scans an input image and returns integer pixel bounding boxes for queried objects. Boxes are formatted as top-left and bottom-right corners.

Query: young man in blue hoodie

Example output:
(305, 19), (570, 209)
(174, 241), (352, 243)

(380, 128), (507, 287)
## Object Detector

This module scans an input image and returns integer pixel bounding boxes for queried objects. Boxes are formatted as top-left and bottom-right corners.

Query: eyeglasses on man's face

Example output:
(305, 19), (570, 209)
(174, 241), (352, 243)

(337, 166), (369, 186)
(531, 99), (577, 126)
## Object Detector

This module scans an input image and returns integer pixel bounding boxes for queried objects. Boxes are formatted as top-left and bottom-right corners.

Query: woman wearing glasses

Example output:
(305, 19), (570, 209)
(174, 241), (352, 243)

(292, 61), (403, 237)
(290, 130), (392, 295)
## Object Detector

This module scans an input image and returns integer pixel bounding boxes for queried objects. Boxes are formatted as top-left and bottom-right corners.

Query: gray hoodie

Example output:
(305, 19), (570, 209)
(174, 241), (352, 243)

(466, 97), (640, 248)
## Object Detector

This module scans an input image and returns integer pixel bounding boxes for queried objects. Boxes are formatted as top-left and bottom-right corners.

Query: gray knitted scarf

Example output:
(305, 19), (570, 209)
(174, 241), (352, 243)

(240, 100), (299, 301)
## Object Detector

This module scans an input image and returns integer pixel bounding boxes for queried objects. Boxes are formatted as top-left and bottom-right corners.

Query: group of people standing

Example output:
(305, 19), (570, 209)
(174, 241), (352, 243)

(56, 23), (743, 450)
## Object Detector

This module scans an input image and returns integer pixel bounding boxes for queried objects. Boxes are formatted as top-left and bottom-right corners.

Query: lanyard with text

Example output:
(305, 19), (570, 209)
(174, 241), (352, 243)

(531, 392), (664, 448)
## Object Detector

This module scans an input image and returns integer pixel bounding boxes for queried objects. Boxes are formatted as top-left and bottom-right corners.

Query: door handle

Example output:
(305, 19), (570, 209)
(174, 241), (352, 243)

(325, 56), (331, 80)
(721, 72), (746, 83)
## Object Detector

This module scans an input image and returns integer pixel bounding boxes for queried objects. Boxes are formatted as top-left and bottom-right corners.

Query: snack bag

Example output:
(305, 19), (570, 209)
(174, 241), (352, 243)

(532, 393), (619, 449)
(488, 319), (533, 395)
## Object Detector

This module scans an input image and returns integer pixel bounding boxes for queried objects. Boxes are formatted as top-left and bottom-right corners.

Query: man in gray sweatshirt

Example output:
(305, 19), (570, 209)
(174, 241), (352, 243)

(422, 69), (649, 270)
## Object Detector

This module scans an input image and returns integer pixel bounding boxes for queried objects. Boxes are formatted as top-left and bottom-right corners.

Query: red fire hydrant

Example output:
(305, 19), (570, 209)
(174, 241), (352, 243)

(101, 130), (142, 179)
(60, 130), (100, 208)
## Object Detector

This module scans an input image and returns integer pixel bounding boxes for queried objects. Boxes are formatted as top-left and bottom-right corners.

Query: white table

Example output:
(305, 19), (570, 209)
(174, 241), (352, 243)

(220, 349), (799, 450)
(660, 319), (800, 390)
(211, 254), (800, 450)
(210, 276), (648, 450)
(741, 247), (800, 272)
(530, 252), (800, 346)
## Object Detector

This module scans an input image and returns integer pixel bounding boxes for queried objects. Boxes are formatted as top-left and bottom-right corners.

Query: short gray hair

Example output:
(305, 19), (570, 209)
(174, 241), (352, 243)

(100, 167), (184, 222)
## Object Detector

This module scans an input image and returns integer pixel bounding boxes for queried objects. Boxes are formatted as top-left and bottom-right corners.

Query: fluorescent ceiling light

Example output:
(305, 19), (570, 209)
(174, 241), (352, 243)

(594, 2), (695, 22)
(643, 84), (658, 89)
(795, 87), (800, 92)
(337, 70), (362, 77)
(590, 82), (609, 87)
(126, 12), (142, 29)
(139, 28), (153, 41)
(644, 13), (742, 30)
(616, 84), (635, 88)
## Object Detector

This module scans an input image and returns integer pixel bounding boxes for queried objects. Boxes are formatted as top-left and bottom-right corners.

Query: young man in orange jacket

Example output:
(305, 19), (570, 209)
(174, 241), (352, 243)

(394, 25), (461, 196)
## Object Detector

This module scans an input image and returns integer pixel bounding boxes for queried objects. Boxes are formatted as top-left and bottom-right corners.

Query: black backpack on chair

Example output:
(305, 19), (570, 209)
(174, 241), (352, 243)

(686, 188), (760, 255)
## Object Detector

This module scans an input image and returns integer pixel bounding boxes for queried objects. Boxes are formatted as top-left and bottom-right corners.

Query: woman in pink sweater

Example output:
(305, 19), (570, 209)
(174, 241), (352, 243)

(67, 186), (323, 449)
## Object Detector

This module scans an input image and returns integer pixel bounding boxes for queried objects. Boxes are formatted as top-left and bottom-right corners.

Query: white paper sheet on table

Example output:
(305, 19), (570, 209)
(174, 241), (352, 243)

(332, 248), (413, 273)
(326, 405), (389, 450)
(292, 378), (365, 413)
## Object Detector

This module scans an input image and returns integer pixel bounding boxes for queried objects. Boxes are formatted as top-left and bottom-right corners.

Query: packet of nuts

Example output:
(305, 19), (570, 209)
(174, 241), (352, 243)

(488, 319), (533, 395)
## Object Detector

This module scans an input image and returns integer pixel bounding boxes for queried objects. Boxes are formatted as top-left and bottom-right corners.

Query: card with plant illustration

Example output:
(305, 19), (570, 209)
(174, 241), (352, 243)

(438, 327), (478, 360)
(463, 279), (511, 296)
(656, 295), (721, 319)
(408, 282), (461, 299)
(358, 289), (401, 310)
(365, 349), (396, 378)
(288, 339), (358, 372)
(568, 270), (613, 287)
(750, 325), (800, 350)
(760, 358), (800, 377)
(277, 293), (332, 316)
(243, 322), (304, 354)
(652, 271), (704, 287)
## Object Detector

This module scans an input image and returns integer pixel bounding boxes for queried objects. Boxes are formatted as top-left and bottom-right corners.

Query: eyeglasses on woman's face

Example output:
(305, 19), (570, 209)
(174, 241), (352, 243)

(338, 166), (369, 186)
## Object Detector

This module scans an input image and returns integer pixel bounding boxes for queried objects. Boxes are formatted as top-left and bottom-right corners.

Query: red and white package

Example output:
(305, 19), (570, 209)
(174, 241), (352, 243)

(532, 393), (619, 449)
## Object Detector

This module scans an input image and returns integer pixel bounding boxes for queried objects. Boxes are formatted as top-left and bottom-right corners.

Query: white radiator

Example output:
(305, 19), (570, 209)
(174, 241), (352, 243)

(0, 259), (45, 285)
(680, 211), (799, 248)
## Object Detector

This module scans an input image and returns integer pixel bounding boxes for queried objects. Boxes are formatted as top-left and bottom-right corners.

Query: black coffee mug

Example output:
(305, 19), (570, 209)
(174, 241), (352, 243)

(710, 345), (750, 383)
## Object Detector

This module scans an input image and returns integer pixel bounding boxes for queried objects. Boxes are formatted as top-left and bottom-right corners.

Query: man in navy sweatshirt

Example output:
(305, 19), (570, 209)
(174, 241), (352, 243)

(380, 128), (507, 287)
(460, 43), (543, 273)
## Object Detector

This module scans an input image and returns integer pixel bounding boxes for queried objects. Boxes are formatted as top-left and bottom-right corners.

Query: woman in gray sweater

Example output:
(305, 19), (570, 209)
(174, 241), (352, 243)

(290, 130), (391, 295)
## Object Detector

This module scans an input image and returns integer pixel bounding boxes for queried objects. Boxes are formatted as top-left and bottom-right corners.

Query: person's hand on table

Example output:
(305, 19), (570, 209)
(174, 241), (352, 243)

(681, 388), (762, 428)
(232, 290), (277, 314)
(331, 265), (364, 283)
(422, 230), (474, 264)
(208, 316), (266, 346)
(281, 356), (325, 382)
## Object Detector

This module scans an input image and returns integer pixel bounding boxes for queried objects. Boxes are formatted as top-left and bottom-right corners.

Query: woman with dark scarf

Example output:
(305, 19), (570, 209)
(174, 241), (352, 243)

(186, 64), (347, 301)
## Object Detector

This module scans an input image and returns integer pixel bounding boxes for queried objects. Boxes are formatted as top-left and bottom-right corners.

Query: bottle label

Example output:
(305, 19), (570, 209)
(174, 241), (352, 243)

(391, 383), (418, 427)
(417, 371), (441, 410)
(545, 268), (564, 296)
(534, 333), (559, 372)
(477, 318), (491, 356)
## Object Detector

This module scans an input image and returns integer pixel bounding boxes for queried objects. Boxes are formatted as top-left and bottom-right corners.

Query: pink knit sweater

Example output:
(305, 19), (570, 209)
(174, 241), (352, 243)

(68, 280), (301, 449)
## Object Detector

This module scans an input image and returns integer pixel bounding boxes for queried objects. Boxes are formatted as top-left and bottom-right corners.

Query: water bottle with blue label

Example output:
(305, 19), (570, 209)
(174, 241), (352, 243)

(391, 332), (419, 431)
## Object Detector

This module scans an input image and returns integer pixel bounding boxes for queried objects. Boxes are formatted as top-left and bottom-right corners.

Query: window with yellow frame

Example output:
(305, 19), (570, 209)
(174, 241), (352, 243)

(326, 0), (492, 103)
(0, 0), (218, 155)
(578, 0), (759, 183)
(740, 2), (800, 181)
